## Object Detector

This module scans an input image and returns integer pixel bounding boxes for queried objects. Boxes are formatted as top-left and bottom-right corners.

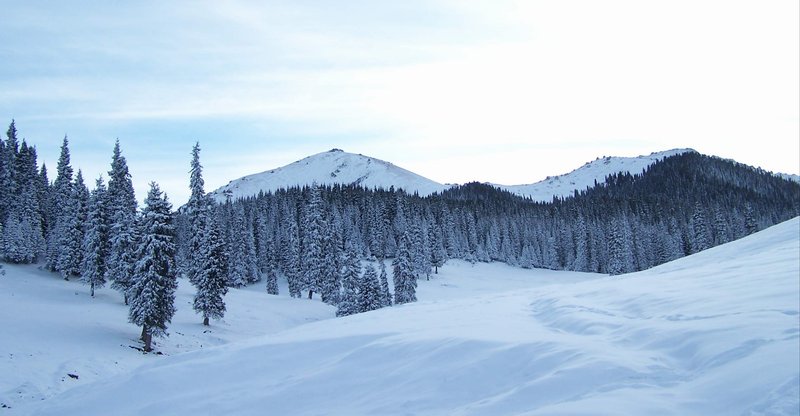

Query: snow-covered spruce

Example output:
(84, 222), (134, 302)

(185, 142), (229, 326)
(127, 182), (177, 352)
(106, 141), (139, 305)
(80, 176), (110, 297)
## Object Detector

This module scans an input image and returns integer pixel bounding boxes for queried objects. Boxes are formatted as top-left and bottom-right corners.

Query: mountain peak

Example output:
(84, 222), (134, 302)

(494, 148), (696, 202)
(210, 149), (447, 201)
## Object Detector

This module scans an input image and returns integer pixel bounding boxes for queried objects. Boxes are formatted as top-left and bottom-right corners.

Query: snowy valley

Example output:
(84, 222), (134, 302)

(0, 126), (798, 415)
(2, 217), (798, 415)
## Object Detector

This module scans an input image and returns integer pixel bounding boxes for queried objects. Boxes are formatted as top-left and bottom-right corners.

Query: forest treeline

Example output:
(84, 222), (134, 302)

(1, 120), (798, 349)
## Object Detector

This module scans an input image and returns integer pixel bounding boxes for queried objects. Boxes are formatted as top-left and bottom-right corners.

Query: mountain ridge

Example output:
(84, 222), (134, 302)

(210, 149), (448, 202)
(210, 147), (797, 203)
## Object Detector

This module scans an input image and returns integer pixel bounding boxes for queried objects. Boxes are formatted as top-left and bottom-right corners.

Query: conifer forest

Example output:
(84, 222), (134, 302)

(1, 120), (798, 344)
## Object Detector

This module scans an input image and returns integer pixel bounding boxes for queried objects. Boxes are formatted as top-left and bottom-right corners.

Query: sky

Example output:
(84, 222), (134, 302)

(1, 0), (798, 205)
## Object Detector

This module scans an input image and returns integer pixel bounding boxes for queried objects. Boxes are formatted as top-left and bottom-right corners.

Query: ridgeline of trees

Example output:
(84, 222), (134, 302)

(1, 120), (798, 350)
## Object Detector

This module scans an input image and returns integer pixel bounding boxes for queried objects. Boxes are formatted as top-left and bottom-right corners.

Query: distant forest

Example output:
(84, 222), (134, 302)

(2, 119), (798, 319)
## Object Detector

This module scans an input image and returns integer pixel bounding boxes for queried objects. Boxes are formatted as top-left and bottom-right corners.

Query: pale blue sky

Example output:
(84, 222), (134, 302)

(2, 1), (798, 205)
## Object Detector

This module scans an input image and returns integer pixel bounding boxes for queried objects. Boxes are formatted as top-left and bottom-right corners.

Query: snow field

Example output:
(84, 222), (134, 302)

(12, 217), (799, 415)
(0, 254), (596, 413)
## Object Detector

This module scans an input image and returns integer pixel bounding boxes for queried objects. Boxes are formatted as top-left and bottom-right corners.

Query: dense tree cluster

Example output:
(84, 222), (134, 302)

(0, 122), (178, 351)
(1, 120), (798, 349)
(180, 151), (799, 300)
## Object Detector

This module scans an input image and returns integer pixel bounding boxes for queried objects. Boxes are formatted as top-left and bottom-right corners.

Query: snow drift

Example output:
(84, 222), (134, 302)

(27, 217), (800, 415)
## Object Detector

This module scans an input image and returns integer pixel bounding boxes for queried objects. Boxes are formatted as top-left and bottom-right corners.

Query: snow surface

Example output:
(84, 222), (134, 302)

(494, 149), (694, 202)
(0, 256), (596, 413)
(7, 217), (799, 415)
(209, 149), (449, 202)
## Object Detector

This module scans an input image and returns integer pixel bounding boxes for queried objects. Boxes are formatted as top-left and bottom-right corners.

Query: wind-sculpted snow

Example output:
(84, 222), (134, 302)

(25, 217), (800, 415)
(209, 149), (448, 201)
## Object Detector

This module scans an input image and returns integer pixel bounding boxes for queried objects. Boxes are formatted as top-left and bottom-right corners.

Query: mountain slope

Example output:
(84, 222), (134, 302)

(494, 148), (694, 201)
(28, 217), (800, 416)
(209, 149), (448, 201)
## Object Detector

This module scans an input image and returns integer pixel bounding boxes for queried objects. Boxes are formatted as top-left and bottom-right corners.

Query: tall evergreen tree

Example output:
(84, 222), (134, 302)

(358, 263), (383, 313)
(301, 184), (327, 299)
(56, 170), (89, 279)
(336, 244), (361, 317)
(428, 224), (446, 275)
(377, 258), (392, 307)
(606, 217), (631, 276)
(2, 141), (44, 263)
(128, 182), (176, 352)
(81, 177), (110, 297)
(226, 204), (259, 287)
(0, 127), (8, 224)
(192, 216), (228, 326)
(283, 216), (302, 298)
(185, 142), (210, 285)
(690, 202), (711, 254)
(107, 141), (138, 304)
(392, 232), (417, 304)
(46, 137), (74, 271)
(0, 121), (19, 223)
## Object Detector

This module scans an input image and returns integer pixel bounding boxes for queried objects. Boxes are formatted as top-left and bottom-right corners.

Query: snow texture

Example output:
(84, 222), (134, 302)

(209, 149), (448, 201)
(494, 148), (695, 202)
(5, 217), (798, 415)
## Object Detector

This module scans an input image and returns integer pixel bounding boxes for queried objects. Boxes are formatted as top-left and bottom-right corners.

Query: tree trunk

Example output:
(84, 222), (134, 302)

(140, 325), (147, 341)
(434, 265), (439, 274)
(143, 331), (152, 353)
(124, 293), (129, 306)
(90, 283), (95, 298)
(308, 290), (314, 300)
(203, 316), (209, 326)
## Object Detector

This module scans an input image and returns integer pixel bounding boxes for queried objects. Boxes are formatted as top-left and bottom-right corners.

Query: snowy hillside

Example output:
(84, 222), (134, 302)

(777, 172), (800, 184)
(209, 149), (448, 201)
(20, 217), (800, 416)
(495, 148), (694, 202)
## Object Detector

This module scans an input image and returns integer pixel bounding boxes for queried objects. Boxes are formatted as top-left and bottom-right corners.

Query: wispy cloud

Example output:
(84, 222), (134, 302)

(1, 0), (797, 204)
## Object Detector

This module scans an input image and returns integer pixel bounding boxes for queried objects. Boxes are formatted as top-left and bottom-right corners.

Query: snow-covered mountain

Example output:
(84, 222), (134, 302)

(494, 148), (695, 202)
(209, 147), (795, 203)
(776, 172), (800, 184)
(15, 217), (800, 415)
(209, 149), (448, 202)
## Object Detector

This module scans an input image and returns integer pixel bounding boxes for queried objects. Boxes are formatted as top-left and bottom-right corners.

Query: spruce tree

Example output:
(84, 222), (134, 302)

(358, 263), (383, 313)
(46, 136), (74, 271)
(0, 127), (8, 224)
(336, 244), (361, 317)
(81, 176), (110, 297)
(301, 184), (327, 299)
(377, 258), (392, 307)
(690, 202), (710, 254)
(283, 216), (302, 298)
(192, 216), (228, 326)
(392, 232), (417, 304)
(0, 121), (19, 224)
(606, 216), (634, 275)
(56, 170), (89, 279)
(2, 141), (45, 263)
(128, 182), (176, 352)
(226, 204), (258, 287)
(185, 142), (210, 286)
(428, 225), (446, 275)
(107, 141), (138, 304)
